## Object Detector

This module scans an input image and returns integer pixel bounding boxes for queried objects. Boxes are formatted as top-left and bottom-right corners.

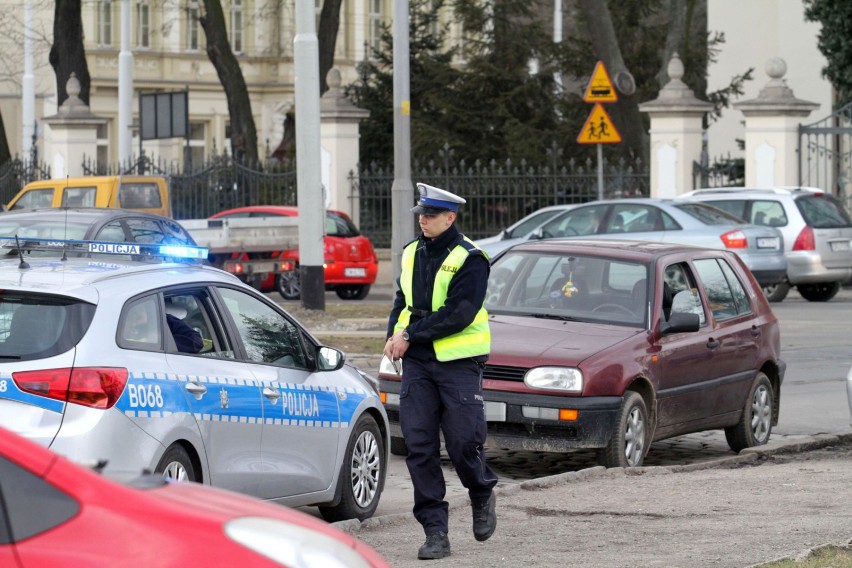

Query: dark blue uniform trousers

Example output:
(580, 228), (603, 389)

(399, 356), (498, 535)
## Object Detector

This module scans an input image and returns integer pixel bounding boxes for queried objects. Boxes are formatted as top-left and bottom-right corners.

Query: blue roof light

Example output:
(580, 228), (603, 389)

(0, 237), (209, 263)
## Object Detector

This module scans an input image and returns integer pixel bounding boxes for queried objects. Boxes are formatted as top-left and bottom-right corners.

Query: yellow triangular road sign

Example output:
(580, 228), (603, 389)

(577, 103), (622, 144)
(583, 61), (618, 103)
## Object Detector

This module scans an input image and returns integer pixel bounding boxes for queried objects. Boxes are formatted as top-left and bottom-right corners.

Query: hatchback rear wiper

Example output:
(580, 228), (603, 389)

(0, 355), (21, 360)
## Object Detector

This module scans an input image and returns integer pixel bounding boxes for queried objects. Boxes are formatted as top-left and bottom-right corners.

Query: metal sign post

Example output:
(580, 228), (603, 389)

(577, 61), (621, 200)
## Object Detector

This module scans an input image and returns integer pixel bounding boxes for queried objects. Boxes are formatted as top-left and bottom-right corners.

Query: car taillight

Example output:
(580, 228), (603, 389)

(13, 367), (129, 409)
(792, 226), (816, 251)
(720, 230), (748, 249)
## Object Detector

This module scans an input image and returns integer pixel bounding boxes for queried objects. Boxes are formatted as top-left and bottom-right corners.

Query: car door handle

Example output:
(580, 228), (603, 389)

(751, 325), (761, 337)
(185, 382), (207, 400)
(263, 387), (282, 402)
(706, 338), (720, 349)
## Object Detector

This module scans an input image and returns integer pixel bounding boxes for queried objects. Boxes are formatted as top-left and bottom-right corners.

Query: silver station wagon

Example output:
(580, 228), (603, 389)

(0, 237), (388, 522)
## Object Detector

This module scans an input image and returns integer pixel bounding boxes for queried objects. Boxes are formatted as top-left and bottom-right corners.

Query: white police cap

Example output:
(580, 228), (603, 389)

(411, 183), (466, 214)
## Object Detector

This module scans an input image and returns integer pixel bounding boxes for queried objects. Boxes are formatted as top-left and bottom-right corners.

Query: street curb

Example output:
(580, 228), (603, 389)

(334, 433), (852, 535)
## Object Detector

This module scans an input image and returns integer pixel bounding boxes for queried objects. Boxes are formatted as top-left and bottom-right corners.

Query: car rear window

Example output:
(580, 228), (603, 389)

(674, 203), (748, 225)
(796, 195), (852, 229)
(326, 211), (361, 237)
(119, 183), (163, 209)
(0, 295), (95, 361)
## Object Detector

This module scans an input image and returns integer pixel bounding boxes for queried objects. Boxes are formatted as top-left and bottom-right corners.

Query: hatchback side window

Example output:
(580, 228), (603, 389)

(216, 287), (309, 369)
(542, 205), (607, 237)
(164, 290), (234, 358)
(693, 258), (747, 321)
(118, 296), (162, 351)
(124, 219), (168, 244)
(605, 204), (659, 233)
(663, 263), (705, 325)
(751, 200), (786, 227)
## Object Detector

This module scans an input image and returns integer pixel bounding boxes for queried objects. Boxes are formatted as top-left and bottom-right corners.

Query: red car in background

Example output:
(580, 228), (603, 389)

(0, 426), (389, 567)
(211, 206), (379, 300)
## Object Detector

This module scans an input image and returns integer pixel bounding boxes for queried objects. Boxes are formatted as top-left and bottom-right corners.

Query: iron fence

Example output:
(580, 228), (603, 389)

(0, 157), (51, 205)
(352, 155), (649, 247)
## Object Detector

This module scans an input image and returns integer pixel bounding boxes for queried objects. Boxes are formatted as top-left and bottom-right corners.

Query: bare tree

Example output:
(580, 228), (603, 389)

(199, 0), (259, 162)
(0, 111), (11, 165)
(48, 0), (91, 106)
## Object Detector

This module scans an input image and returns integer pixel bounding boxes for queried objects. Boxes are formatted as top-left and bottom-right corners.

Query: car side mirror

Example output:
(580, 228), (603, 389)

(531, 228), (544, 240)
(316, 345), (345, 371)
(499, 228), (509, 240)
(661, 311), (700, 335)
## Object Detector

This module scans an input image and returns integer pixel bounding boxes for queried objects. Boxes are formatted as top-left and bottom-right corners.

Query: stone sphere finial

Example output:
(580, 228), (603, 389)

(667, 52), (684, 81)
(326, 68), (342, 90)
(765, 57), (787, 80)
(66, 72), (81, 98)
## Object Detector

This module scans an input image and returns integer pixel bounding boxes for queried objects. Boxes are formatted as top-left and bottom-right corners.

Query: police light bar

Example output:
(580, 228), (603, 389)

(0, 237), (209, 261)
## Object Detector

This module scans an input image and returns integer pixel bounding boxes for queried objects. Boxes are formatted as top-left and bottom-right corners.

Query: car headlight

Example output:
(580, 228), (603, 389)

(224, 517), (372, 568)
(379, 355), (401, 376)
(524, 367), (583, 392)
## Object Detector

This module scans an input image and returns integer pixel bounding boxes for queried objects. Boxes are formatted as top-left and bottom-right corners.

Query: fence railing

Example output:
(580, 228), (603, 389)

(352, 156), (649, 247)
(0, 158), (51, 205)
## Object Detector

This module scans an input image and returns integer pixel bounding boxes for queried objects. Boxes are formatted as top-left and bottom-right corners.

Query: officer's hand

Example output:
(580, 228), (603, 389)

(384, 331), (410, 361)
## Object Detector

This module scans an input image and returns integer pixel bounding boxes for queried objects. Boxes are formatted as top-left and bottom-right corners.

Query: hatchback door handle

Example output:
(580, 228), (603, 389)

(706, 338), (720, 349)
(751, 325), (761, 337)
(185, 382), (207, 399)
(263, 387), (282, 402)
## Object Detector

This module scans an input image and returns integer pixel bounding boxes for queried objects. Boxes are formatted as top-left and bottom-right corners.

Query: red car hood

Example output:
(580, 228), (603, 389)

(488, 314), (643, 367)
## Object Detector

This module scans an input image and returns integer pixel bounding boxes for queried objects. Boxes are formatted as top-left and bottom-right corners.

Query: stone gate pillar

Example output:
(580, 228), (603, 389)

(639, 53), (713, 197)
(320, 68), (369, 225)
(733, 58), (818, 187)
(42, 73), (106, 179)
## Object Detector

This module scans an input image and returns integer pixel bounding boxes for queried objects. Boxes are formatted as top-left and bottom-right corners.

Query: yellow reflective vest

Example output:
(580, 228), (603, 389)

(394, 238), (491, 361)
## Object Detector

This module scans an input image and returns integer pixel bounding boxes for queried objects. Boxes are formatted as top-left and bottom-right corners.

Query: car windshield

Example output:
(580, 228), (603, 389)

(796, 194), (852, 228)
(674, 202), (747, 225)
(486, 250), (649, 327)
(0, 295), (96, 361)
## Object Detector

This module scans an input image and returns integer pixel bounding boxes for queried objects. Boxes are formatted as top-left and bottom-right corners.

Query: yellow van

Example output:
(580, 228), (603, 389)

(6, 175), (171, 218)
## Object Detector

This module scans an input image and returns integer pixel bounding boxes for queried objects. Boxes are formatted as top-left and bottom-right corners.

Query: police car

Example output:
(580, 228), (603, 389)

(0, 237), (388, 522)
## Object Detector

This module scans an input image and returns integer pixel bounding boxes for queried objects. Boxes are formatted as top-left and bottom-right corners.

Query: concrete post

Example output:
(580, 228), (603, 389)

(733, 58), (818, 187)
(639, 53), (713, 197)
(41, 73), (106, 178)
(320, 68), (369, 225)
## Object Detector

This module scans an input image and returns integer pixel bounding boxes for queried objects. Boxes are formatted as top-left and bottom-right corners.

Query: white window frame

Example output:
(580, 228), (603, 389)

(368, 0), (382, 57)
(97, 0), (113, 47)
(186, 0), (200, 51)
(230, 0), (244, 54)
(137, 0), (151, 49)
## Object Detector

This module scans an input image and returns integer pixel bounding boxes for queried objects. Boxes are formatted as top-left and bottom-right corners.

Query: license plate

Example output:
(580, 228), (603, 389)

(246, 261), (278, 274)
(756, 237), (780, 249)
(485, 401), (506, 422)
(344, 267), (366, 277)
(830, 240), (851, 252)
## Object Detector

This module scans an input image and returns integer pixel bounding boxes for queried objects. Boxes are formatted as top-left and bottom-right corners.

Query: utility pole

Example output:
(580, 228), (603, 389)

(119, 0), (133, 166)
(294, 0), (325, 310)
(391, 0), (415, 282)
(22, 0), (34, 160)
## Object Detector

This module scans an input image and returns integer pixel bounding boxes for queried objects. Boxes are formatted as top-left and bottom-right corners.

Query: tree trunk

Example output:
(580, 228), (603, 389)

(48, 0), (91, 106)
(0, 110), (11, 165)
(576, 0), (648, 160)
(200, 0), (259, 163)
(318, 0), (344, 95)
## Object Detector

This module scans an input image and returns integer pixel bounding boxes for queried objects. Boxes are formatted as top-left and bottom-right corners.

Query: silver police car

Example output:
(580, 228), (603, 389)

(0, 237), (388, 522)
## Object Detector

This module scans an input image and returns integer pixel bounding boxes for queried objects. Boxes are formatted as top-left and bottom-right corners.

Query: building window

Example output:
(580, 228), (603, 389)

(187, 122), (207, 169)
(230, 0), (243, 54)
(97, 0), (113, 47)
(137, 1), (151, 48)
(96, 123), (110, 173)
(186, 0), (200, 51)
(368, 0), (382, 56)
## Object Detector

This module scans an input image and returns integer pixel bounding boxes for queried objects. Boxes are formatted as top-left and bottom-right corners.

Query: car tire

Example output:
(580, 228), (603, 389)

(319, 414), (385, 522)
(797, 281), (841, 302)
(725, 372), (773, 452)
(762, 280), (790, 303)
(155, 444), (197, 483)
(598, 391), (648, 468)
(276, 269), (301, 300)
(390, 436), (408, 456)
(335, 284), (371, 300)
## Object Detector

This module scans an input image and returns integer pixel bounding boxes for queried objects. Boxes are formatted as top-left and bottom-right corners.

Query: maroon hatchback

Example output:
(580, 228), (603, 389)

(378, 239), (785, 468)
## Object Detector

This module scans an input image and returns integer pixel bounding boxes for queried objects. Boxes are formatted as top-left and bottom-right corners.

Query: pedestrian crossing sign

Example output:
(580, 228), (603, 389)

(577, 103), (622, 144)
(583, 61), (618, 103)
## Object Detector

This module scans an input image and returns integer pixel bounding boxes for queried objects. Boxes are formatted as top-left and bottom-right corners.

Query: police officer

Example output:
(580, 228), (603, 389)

(384, 183), (498, 560)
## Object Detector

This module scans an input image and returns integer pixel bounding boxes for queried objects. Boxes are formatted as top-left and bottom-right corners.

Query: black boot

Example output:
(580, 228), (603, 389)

(418, 531), (451, 560)
(472, 493), (497, 541)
